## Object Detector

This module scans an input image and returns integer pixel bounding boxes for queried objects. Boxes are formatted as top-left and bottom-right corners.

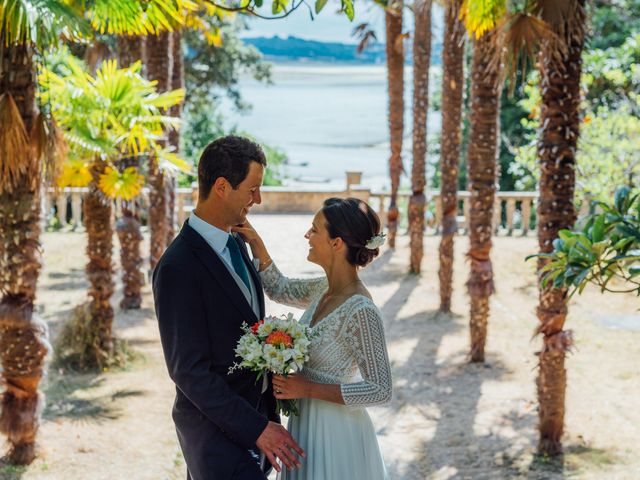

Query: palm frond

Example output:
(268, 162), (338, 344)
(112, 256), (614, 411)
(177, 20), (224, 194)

(493, 12), (563, 94)
(0, 93), (31, 193)
(30, 111), (67, 186)
(1, 0), (90, 47)
(156, 149), (193, 173)
(531, 0), (574, 37)
(460, 0), (506, 38)
(88, 0), (183, 36)
(352, 22), (377, 54)
(98, 165), (144, 200)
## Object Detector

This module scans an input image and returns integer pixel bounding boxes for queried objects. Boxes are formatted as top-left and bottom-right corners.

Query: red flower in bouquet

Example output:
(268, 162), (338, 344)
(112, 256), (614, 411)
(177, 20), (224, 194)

(251, 320), (264, 335)
(265, 331), (294, 348)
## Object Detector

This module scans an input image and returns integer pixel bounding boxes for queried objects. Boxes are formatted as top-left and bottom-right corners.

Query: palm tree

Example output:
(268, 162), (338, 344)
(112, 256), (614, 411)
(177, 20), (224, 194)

(534, 0), (586, 456)
(408, 0), (432, 273)
(116, 35), (145, 310)
(465, 28), (502, 363)
(385, 0), (405, 248)
(167, 30), (184, 243)
(44, 57), (184, 368)
(0, 0), (89, 464)
(146, 30), (173, 274)
(438, 0), (465, 312)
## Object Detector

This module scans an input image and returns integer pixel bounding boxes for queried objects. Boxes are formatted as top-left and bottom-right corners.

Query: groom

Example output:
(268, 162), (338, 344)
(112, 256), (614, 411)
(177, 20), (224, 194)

(153, 136), (304, 479)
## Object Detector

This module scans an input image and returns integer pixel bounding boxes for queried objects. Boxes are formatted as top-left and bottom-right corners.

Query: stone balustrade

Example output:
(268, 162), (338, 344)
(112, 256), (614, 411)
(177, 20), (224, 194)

(43, 184), (559, 238)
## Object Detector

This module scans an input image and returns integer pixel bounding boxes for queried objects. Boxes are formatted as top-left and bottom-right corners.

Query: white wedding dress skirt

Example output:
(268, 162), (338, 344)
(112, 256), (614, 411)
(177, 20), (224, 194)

(279, 398), (388, 480)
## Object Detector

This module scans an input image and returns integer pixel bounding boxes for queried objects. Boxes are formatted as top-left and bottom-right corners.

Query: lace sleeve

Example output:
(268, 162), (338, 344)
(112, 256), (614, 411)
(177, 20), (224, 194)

(259, 262), (327, 310)
(340, 301), (393, 408)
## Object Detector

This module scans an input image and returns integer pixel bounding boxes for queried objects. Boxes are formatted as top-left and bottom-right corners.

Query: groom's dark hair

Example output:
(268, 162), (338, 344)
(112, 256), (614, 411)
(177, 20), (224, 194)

(198, 135), (267, 199)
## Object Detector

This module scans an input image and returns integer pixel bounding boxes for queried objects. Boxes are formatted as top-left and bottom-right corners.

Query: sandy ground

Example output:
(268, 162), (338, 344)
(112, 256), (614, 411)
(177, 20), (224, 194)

(2, 214), (639, 480)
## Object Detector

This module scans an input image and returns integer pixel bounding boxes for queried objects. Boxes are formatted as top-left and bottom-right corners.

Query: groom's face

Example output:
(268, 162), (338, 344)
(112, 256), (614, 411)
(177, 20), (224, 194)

(224, 161), (264, 225)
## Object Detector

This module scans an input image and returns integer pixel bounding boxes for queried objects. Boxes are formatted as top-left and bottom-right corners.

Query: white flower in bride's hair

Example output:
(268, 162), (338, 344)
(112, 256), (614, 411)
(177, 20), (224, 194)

(365, 232), (386, 250)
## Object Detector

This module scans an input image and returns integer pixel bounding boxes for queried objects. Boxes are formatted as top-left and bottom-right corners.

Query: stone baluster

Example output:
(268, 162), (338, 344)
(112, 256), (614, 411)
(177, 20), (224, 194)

(506, 198), (516, 236)
(56, 194), (67, 227)
(493, 197), (502, 234)
(41, 190), (51, 230)
(434, 195), (442, 235)
(71, 190), (83, 228)
(462, 195), (470, 234)
(376, 195), (387, 228)
(521, 197), (531, 235)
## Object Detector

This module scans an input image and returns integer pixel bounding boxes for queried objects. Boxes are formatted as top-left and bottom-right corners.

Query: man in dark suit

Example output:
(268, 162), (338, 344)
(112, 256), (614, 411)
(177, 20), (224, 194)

(153, 136), (303, 479)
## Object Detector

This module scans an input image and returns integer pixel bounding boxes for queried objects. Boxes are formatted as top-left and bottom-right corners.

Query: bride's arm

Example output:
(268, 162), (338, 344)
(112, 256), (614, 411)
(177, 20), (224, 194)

(273, 303), (392, 407)
(232, 221), (327, 309)
(338, 304), (392, 407)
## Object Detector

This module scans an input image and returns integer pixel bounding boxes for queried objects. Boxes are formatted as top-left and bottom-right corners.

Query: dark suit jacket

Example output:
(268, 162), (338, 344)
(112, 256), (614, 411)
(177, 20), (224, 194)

(153, 221), (279, 479)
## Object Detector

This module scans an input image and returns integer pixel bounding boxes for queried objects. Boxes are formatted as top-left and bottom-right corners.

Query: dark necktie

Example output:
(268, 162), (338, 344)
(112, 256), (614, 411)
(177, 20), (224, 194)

(226, 235), (251, 291)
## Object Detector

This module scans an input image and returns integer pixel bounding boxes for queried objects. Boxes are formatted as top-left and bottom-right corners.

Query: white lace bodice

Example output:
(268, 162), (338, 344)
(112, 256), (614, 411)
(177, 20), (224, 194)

(260, 263), (392, 408)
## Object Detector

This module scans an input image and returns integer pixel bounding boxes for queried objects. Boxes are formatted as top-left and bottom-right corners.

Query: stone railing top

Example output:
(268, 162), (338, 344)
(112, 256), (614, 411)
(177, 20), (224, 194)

(47, 186), (540, 198)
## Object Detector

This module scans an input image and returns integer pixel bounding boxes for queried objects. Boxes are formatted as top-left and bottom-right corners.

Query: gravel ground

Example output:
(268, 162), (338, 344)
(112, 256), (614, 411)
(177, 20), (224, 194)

(2, 214), (638, 480)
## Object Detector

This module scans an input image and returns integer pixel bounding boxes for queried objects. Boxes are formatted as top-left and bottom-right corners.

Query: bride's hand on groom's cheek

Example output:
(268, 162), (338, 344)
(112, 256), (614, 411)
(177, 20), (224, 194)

(273, 374), (311, 399)
(231, 221), (258, 243)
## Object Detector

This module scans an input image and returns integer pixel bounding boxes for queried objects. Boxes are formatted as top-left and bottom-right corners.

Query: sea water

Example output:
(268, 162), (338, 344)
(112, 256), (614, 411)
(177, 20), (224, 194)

(220, 63), (441, 191)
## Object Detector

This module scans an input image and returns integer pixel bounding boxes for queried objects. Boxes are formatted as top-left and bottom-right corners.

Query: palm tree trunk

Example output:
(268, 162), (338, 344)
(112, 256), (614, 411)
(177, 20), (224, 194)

(116, 35), (145, 309)
(535, 2), (586, 456)
(466, 31), (501, 363)
(0, 42), (50, 465)
(438, 0), (465, 312)
(166, 30), (184, 244)
(145, 31), (174, 273)
(385, 1), (405, 248)
(84, 160), (115, 364)
(408, 0), (432, 274)
(116, 202), (143, 309)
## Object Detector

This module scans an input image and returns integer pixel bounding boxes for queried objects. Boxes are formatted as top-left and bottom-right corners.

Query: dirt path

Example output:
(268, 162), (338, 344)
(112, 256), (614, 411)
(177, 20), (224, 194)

(2, 215), (638, 479)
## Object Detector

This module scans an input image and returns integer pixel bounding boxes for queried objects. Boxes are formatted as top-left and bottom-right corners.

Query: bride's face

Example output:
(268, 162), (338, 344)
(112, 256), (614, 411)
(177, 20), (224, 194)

(304, 211), (334, 266)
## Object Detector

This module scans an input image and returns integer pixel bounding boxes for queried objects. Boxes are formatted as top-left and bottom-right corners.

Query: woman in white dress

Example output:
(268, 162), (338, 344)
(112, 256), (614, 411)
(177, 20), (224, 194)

(233, 197), (392, 480)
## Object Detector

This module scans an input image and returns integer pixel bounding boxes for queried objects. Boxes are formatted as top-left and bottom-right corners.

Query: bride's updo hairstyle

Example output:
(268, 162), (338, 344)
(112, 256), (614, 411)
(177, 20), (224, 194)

(322, 197), (382, 267)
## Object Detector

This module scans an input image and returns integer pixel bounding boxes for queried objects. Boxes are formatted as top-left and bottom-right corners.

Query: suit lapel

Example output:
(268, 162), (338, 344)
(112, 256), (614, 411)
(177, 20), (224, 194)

(180, 222), (259, 325)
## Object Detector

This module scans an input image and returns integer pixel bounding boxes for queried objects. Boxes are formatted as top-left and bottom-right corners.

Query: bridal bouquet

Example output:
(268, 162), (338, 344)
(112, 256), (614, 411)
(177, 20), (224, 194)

(229, 313), (312, 416)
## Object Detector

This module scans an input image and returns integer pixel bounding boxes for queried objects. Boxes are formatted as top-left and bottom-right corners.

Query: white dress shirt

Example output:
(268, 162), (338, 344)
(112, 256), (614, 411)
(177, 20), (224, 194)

(188, 212), (260, 317)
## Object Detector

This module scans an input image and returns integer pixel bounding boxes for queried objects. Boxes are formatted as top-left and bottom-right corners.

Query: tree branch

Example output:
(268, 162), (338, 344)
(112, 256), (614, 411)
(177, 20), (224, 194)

(207, 0), (308, 20)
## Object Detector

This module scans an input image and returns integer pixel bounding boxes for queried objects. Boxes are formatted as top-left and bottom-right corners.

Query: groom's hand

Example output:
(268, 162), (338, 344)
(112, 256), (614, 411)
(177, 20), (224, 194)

(256, 421), (304, 473)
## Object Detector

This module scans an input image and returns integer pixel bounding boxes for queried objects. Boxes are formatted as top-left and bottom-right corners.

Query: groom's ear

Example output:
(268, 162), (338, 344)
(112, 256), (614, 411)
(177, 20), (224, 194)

(211, 177), (230, 199)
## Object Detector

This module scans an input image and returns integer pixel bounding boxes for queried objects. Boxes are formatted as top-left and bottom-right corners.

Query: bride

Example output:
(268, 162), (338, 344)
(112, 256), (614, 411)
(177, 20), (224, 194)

(233, 197), (392, 480)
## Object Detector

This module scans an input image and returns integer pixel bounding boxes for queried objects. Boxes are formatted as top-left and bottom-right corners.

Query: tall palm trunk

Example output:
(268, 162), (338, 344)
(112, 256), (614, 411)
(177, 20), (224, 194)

(84, 160), (115, 364)
(166, 30), (183, 244)
(535, 1), (586, 456)
(466, 31), (501, 363)
(408, 0), (432, 273)
(116, 201), (143, 309)
(438, 0), (465, 312)
(145, 31), (173, 273)
(116, 35), (144, 310)
(385, 0), (404, 248)
(0, 43), (50, 465)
